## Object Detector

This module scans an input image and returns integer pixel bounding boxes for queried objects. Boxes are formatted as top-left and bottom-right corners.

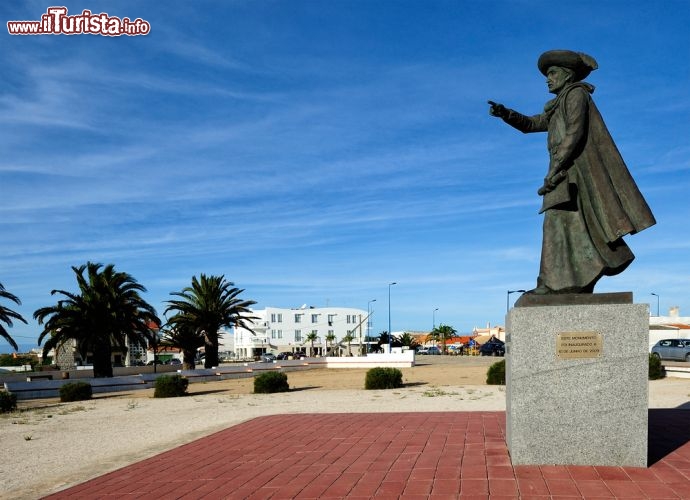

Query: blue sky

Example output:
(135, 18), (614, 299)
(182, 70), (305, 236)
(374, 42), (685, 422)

(1, 1), (689, 352)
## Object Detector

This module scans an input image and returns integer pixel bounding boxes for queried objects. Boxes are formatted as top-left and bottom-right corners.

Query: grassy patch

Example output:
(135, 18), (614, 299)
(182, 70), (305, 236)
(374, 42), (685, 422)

(58, 405), (87, 415)
(422, 387), (460, 398)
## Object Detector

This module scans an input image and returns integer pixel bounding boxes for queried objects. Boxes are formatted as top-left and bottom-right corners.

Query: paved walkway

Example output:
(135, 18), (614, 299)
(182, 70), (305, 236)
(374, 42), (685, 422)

(45, 410), (690, 499)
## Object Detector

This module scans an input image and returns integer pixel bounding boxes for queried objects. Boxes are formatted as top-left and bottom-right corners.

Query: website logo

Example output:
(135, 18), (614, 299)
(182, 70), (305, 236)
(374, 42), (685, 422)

(7, 7), (150, 36)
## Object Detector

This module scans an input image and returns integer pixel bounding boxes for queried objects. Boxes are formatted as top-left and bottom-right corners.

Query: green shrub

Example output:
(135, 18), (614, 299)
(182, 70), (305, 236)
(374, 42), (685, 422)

(486, 359), (506, 385)
(0, 391), (17, 413)
(365, 367), (403, 390)
(254, 371), (289, 394)
(649, 353), (665, 380)
(59, 381), (93, 402)
(154, 374), (189, 398)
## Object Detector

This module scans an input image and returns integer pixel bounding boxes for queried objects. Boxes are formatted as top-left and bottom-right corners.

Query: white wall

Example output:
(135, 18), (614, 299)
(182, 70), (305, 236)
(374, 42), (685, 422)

(648, 311), (690, 351)
(649, 327), (690, 351)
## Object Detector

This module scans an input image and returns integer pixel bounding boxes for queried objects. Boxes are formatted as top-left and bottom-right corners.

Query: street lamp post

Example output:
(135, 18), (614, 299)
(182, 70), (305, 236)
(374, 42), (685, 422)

(388, 282), (397, 354)
(507, 289), (526, 313)
(367, 299), (376, 353)
(651, 293), (660, 317)
(433, 308), (439, 330)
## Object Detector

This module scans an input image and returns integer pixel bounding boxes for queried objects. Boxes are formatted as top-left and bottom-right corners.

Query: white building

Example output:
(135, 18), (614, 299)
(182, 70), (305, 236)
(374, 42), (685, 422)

(648, 306), (690, 351)
(234, 306), (369, 359)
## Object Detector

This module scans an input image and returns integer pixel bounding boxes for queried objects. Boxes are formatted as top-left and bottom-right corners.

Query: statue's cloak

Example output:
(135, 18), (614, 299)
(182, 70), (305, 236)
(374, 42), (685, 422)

(503, 83), (656, 291)
(541, 84), (656, 244)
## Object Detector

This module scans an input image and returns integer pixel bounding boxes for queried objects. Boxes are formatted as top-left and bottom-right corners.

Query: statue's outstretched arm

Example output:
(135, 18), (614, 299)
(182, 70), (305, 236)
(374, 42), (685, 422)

(488, 100), (547, 133)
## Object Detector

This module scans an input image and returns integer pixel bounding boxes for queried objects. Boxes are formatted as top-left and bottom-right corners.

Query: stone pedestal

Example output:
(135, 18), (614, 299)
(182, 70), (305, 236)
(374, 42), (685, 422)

(506, 301), (649, 467)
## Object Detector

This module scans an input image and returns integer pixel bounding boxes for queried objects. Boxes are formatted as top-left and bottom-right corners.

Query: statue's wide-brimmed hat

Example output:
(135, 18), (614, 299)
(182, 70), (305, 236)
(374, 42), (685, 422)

(538, 50), (598, 81)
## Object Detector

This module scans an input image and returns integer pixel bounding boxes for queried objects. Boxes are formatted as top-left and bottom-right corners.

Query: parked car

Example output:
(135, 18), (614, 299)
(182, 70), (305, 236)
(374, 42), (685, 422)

(166, 358), (182, 366)
(447, 345), (464, 355)
(276, 352), (299, 360)
(146, 360), (163, 365)
(479, 340), (505, 356)
(260, 353), (276, 363)
(417, 346), (441, 355)
(651, 339), (690, 362)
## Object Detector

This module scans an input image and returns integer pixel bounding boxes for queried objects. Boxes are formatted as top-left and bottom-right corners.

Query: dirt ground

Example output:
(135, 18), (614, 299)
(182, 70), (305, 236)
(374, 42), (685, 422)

(115, 356), (497, 400)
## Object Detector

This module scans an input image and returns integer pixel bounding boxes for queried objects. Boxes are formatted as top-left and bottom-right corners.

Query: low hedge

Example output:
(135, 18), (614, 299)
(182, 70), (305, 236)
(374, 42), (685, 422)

(649, 353), (665, 380)
(254, 371), (289, 394)
(486, 359), (506, 385)
(0, 391), (17, 413)
(154, 374), (189, 398)
(59, 381), (93, 402)
(365, 367), (403, 390)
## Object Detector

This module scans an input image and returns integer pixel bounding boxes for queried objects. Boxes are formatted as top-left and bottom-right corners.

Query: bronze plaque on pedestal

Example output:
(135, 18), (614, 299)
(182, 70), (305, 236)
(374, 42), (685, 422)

(556, 332), (603, 359)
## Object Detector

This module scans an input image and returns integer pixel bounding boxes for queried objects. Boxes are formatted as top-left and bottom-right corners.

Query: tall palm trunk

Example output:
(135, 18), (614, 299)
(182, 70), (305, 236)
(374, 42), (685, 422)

(182, 349), (196, 370)
(204, 337), (219, 368)
(92, 342), (113, 378)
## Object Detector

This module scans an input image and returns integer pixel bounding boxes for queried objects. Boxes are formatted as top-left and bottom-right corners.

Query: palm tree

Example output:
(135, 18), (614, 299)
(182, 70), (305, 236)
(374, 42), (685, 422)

(0, 282), (27, 351)
(160, 323), (203, 370)
(165, 274), (256, 368)
(397, 332), (420, 351)
(428, 324), (457, 354)
(34, 262), (161, 377)
(378, 331), (401, 349)
(305, 331), (319, 357)
(341, 332), (355, 356)
(325, 331), (337, 356)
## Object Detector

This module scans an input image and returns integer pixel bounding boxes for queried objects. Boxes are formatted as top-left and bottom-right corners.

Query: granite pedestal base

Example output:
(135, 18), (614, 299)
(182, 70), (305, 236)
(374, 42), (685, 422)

(506, 302), (649, 467)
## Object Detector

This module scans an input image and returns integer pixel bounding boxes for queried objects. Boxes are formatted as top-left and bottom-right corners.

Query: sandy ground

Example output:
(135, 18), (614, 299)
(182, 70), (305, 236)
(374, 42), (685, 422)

(1, 358), (688, 499)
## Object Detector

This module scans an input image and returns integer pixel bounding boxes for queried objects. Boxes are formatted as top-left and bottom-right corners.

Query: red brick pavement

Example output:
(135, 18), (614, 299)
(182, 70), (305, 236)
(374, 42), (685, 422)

(44, 410), (690, 499)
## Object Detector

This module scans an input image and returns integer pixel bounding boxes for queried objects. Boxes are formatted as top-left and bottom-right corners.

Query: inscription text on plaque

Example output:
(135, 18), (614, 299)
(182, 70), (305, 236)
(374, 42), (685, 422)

(556, 332), (603, 359)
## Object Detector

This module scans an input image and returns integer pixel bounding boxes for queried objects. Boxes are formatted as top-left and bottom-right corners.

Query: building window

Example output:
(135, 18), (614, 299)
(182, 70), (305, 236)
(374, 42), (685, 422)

(295, 330), (302, 341)
(311, 314), (318, 323)
(328, 314), (335, 325)
(277, 330), (283, 339)
(277, 314), (282, 323)
(271, 330), (276, 339)
(271, 313), (282, 323)
(295, 314), (302, 323)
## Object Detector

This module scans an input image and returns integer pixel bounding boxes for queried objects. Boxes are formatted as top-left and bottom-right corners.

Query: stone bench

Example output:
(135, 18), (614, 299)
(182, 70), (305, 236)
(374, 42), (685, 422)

(175, 369), (222, 383)
(140, 370), (222, 385)
(4, 375), (147, 400)
(665, 365), (690, 378)
(216, 365), (254, 381)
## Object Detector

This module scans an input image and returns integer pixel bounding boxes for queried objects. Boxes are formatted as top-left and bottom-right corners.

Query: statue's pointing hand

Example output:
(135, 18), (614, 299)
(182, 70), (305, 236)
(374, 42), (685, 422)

(488, 100), (507, 118)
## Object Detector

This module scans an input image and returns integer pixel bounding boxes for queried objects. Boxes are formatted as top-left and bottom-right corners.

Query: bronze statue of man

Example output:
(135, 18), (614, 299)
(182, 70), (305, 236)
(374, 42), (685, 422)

(489, 50), (655, 295)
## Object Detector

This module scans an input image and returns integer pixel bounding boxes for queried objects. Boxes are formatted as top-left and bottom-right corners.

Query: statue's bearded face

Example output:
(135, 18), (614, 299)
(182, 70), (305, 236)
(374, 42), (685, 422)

(546, 66), (573, 94)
